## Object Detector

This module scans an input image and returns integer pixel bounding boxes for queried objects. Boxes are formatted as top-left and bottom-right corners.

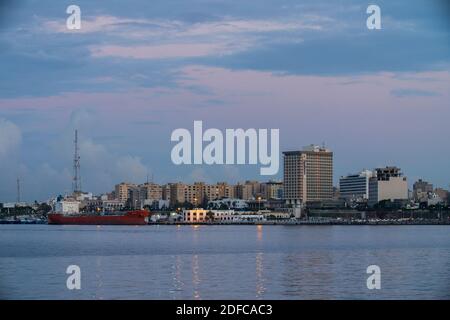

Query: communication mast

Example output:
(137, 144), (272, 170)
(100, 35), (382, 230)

(17, 178), (21, 203)
(73, 130), (81, 193)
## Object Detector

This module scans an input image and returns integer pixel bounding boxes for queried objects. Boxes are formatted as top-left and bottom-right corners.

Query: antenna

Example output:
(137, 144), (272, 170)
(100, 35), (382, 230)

(73, 130), (81, 193)
(17, 177), (20, 203)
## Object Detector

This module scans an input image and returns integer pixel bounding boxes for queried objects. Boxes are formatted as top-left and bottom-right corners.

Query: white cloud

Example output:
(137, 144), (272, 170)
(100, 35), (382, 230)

(43, 15), (158, 34)
(0, 118), (21, 158)
(115, 155), (148, 183)
(42, 15), (322, 36)
(90, 43), (233, 60)
(42, 14), (327, 60)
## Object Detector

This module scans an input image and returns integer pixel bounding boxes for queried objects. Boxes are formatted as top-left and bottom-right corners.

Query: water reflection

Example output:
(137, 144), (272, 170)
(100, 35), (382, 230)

(94, 256), (104, 300)
(281, 251), (334, 299)
(1, 225), (449, 299)
(255, 252), (265, 298)
(192, 254), (201, 300)
(256, 225), (263, 242)
(171, 255), (184, 299)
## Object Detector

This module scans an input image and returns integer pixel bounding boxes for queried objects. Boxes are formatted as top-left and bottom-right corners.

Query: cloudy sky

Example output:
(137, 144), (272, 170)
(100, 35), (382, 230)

(0, 0), (449, 201)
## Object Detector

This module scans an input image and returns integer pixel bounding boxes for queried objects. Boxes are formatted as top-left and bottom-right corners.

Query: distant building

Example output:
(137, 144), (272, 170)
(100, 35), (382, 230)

(115, 182), (136, 203)
(427, 193), (443, 207)
(234, 181), (261, 200)
(339, 170), (374, 202)
(140, 183), (163, 201)
(143, 199), (170, 210)
(54, 200), (79, 214)
(208, 198), (248, 210)
(261, 181), (283, 200)
(434, 188), (449, 204)
(413, 179), (433, 202)
(182, 208), (211, 222)
(169, 182), (186, 207)
(161, 184), (171, 201)
(368, 167), (408, 207)
(169, 182), (238, 207)
(216, 182), (235, 199)
(182, 209), (264, 223)
(283, 145), (333, 205)
(102, 200), (125, 211)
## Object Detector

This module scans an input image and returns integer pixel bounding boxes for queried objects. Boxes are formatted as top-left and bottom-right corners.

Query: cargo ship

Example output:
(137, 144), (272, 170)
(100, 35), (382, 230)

(47, 210), (150, 225)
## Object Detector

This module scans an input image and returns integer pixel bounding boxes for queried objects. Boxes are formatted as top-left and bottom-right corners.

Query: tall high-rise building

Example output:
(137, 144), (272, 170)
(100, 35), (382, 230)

(283, 145), (333, 205)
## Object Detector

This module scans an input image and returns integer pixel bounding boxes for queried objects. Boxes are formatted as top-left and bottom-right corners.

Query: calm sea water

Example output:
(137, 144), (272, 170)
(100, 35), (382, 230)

(0, 224), (449, 300)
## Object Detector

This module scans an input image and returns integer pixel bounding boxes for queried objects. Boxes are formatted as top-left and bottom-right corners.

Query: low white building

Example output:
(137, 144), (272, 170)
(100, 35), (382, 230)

(182, 208), (266, 223)
(183, 208), (209, 222)
(54, 200), (80, 214)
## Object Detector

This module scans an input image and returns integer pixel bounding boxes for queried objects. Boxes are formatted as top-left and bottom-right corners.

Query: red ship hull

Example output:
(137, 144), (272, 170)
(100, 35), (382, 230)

(48, 210), (149, 225)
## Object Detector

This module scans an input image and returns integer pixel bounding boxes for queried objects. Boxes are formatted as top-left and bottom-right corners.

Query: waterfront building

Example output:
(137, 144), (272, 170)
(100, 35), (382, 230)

(434, 188), (449, 204)
(283, 145), (333, 205)
(234, 180), (262, 200)
(234, 183), (253, 200)
(140, 183), (163, 201)
(368, 167), (408, 207)
(115, 182), (136, 203)
(169, 182), (186, 207)
(169, 182), (239, 207)
(143, 199), (170, 210)
(203, 183), (219, 202)
(129, 185), (145, 209)
(261, 180), (283, 200)
(217, 182), (235, 199)
(54, 200), (79, 214)
(161, 184), (171, 201)
(182, 209), (264, 223)
(339, 170), (374, 202)
(182, 208), (211, 222)
(208, 198), (249, 210)
(413, 179), (433, 202)
(102, 199), (125, 212)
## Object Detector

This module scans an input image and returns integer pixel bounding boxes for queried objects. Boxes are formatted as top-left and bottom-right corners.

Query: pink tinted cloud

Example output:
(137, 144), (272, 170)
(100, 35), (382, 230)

(89, 43), (231, 59)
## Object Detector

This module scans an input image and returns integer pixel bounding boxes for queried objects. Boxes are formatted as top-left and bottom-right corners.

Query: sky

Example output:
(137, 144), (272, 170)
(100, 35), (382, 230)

(0, 0), (449, 202)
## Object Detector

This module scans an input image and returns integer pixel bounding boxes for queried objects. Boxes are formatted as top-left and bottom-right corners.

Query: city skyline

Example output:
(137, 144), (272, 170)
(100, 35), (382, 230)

(1, 139), (448, 203)
(1, 0), (449, 201)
